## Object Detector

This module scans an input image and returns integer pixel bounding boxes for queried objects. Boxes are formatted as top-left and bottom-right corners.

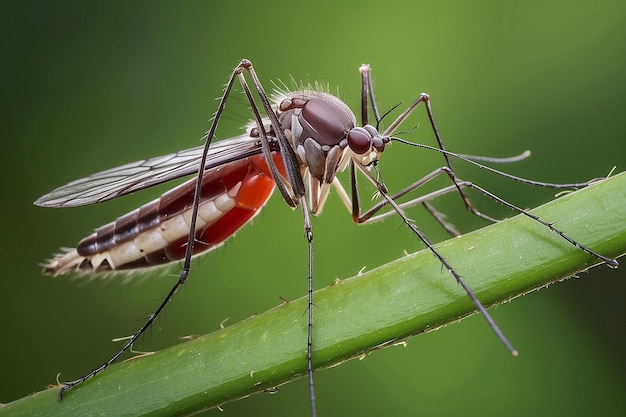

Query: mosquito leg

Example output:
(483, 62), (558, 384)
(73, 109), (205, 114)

(422, 201), (462, 237)
(416, 97), (491, 219)
(361, 66), (501, 224)
(354, 64), (617, 360)
(361, 65), (589, 233)
(57, 61), (247, 399)
(350, 159), (616, 356)
(342, 161), (519, 353)
(359, 64), (382, 126)
(349, 159), (616, 271)
(449, 175), (619, 267)
(354, 157), (618, 267)
(234, 59), (324, 415)
(344, 165), (466, 225)
(180, 61), (248, 280)
(240, 60), (306, 201)
(388, 92), (592, 228)
(58, 280), (183, 398)
(238, 60), (317, 414)
(298, 198), (317, 417)
(234, 63), (299, 207)
(374, 178), (519, 356)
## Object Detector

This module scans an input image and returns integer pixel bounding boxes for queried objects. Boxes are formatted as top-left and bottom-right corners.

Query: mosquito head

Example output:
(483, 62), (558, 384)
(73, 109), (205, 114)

(346, 124), (389, 166)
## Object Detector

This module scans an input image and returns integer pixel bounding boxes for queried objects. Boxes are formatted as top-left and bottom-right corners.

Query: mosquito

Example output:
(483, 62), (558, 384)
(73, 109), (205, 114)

(34, 59), (618, 416)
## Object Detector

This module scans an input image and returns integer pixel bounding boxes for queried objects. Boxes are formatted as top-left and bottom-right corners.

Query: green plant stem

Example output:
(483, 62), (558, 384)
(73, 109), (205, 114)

(3, 172), (625, 417)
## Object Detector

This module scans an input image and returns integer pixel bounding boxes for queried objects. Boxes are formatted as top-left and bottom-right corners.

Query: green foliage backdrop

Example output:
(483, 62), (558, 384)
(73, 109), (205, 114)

(1, 1), (624, 416)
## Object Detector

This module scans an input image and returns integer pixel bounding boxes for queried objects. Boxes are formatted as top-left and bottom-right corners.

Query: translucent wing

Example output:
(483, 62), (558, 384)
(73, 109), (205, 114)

(34, 133), (264, 208)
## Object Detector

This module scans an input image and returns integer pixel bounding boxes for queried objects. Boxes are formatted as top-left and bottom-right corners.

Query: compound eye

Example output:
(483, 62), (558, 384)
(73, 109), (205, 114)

(347, 127), (372, 154)
(372, 136), (385, 152)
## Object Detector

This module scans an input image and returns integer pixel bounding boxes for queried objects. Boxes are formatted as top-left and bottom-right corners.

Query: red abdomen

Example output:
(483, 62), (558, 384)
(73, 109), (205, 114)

(44, 152), (284, 275)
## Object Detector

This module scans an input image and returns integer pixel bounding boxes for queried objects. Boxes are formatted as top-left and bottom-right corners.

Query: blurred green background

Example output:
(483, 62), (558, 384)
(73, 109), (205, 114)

(1, 1), (624, 416)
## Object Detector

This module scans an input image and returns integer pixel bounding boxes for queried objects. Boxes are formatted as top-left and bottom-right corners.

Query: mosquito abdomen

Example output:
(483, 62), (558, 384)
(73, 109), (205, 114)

(42, 153), (282, 276)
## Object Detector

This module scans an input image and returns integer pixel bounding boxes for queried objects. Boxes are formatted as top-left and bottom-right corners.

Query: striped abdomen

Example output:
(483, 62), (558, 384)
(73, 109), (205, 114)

(43, 153), (284, 275)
